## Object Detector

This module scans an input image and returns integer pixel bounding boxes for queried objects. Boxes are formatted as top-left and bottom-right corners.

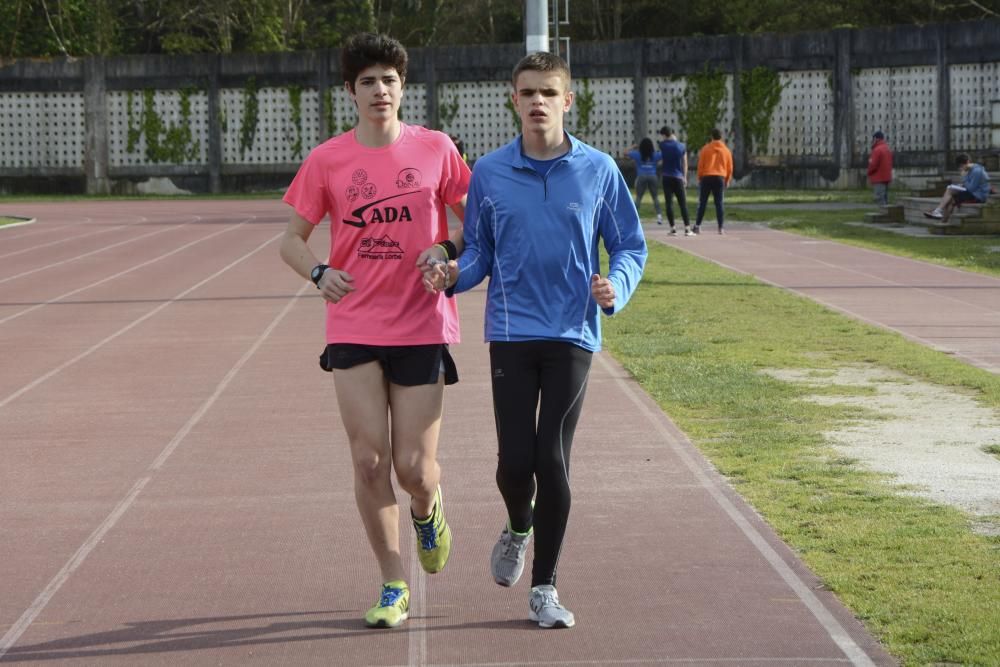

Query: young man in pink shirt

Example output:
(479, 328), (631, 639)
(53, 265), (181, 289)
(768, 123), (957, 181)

(279, 32), (470, 629)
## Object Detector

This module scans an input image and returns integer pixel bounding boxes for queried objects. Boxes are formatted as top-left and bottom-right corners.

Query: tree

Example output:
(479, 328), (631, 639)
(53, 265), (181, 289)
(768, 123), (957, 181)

(0, 0), (124, 57)
(0, 0), (997, 57)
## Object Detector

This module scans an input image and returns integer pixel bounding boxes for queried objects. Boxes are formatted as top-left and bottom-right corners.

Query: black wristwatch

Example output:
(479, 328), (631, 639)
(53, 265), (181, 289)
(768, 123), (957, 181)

(310, 264), (330, 288)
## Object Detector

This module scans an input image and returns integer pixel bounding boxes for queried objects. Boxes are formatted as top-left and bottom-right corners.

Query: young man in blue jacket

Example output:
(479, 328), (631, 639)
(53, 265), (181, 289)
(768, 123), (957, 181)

(925, 153), (992, 223)
(424, 51), (647, 628)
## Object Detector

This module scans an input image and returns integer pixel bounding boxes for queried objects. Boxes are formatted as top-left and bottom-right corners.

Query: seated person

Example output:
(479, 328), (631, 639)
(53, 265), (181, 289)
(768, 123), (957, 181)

(925, 153), (991, 222)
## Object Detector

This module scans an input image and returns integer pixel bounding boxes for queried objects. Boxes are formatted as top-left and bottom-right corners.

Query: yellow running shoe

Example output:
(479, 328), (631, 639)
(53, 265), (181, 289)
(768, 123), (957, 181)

(411, 485), (452, 574)
(364, 580), (409, 628)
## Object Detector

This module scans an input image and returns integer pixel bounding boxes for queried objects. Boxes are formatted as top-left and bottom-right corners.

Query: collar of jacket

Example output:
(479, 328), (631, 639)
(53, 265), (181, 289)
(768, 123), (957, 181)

(510, 131), (583, 169)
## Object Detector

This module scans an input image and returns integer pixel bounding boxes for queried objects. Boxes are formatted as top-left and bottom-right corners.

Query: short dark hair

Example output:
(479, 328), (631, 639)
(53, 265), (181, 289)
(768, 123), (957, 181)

(955, 153), (971, 167)
(341, 33), (408, 93)
(512, 51), (571, 87)
(872, 130), (885, 140)
(659, 126), (673, 137)
(710, 128), (722, 141)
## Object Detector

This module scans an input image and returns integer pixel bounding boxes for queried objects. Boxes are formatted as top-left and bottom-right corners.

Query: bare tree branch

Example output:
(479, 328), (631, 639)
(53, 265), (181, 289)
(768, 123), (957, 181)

(966, 0), (1000, 17)
(39, 0), (69, 56)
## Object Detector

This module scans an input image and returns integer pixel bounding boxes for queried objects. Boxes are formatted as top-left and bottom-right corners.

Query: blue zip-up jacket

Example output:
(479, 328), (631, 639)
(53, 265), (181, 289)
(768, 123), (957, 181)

(454, 133), (647, 352)
(962, 163), (991, 202)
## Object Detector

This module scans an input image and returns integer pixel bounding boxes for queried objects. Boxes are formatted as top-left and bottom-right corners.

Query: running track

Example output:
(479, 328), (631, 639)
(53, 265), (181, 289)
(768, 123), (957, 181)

(1, 201), (893, 665)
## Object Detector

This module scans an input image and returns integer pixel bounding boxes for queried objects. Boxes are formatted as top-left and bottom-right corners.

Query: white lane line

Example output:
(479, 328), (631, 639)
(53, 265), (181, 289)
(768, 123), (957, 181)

(0, 216), (201, 286)
(0, 249), (307, 660)
(0, 220), (73, 238)
(0, 217), (136, 260)
(408, 547), (427, 666)
(0, 216), (248, 325)
(0, 228), (278, 409)
(595, 353), (877, 667)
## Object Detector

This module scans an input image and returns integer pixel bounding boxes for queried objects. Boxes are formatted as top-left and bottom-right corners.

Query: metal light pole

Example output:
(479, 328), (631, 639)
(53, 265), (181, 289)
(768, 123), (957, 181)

(525, 0), (549, 54)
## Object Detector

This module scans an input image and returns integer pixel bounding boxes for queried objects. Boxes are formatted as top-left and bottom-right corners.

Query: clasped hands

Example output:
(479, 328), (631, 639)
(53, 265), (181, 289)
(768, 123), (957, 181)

(415, 244), (616, 308)
(416, 245), (457, 293)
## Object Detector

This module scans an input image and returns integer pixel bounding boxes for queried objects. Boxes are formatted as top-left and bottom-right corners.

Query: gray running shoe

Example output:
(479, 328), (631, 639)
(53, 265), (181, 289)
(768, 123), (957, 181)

(491, 525), (531, 587)
(529, 585), (575, 628)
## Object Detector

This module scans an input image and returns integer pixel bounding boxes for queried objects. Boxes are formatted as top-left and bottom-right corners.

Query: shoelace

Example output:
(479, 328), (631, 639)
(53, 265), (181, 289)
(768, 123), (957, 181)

(379, 586), (405, 607)
(414, 519), (438, 550)
(533, 590), (560, 610)
(501, 533), (525, 560)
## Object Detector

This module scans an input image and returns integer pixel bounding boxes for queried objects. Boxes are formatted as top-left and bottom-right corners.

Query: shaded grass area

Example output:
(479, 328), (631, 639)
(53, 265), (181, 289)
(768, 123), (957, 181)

(603, 242), (1000, 666)
(0, 216), (23, 226)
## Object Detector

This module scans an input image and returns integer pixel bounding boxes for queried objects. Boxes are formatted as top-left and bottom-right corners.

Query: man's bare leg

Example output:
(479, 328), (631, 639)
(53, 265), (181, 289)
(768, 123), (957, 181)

(389, 380), (444, 519)
(333, 362), (405, 583)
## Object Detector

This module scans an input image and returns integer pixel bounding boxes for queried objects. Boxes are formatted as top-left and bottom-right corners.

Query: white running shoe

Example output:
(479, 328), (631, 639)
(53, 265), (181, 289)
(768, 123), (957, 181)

(529, 585), (575, 628)
(491, 525), (531, 587)
(923, 209), (944, 219)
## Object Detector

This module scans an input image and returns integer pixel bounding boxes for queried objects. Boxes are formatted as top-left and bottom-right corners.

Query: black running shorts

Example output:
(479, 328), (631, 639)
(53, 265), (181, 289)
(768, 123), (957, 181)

(319, 343), (458, 386)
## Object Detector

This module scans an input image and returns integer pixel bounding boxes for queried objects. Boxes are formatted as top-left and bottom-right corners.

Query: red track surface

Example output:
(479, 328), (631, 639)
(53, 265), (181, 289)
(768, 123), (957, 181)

(2, 201), (898, 665)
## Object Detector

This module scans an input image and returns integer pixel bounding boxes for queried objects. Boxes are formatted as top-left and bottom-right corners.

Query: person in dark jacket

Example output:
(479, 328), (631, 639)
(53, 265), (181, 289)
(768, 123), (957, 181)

(867, 130), (893, 206)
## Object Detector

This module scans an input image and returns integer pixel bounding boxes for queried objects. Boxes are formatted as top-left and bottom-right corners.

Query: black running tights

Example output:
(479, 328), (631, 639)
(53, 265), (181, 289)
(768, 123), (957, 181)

(489, 340), (593, 587)
(662, 176), (690, 227)
(696, 175), (726, 228)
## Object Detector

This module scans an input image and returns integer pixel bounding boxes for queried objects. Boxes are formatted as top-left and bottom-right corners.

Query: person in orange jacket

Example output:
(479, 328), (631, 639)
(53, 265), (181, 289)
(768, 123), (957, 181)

(867, 130), (893, 206)
(694, 128), (734, 235)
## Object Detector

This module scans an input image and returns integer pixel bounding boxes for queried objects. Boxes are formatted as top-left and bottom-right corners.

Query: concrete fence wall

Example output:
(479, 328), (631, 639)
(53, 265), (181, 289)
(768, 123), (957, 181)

(0, 21), (998, 194)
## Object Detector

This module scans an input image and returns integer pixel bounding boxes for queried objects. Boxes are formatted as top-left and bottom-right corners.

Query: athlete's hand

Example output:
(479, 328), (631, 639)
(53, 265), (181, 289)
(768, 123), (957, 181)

(591, 273), (615, 309)
(416, 244), (448, 270)
(318, 268), (355, 304)
(421, 258), (447, 292)
(421, 260), (458, 293)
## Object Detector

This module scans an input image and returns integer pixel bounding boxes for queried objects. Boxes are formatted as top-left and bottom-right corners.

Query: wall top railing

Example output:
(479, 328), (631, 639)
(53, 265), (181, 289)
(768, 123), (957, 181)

(3, 21), (998, 92)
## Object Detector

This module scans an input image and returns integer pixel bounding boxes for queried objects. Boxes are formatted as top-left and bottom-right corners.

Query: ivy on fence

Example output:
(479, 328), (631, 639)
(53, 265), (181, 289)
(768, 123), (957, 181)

(239, 77), (259, 159)
(739, 66), (785, 155)
(287, 85), (304, 159)
(125, 88), (200, 163)
(438, 93), (459, 131)
(503, 95), (521, 132)
(571, 78), (603, 142)
(673, 65), (727, 148)
(324, 89), (356, 138)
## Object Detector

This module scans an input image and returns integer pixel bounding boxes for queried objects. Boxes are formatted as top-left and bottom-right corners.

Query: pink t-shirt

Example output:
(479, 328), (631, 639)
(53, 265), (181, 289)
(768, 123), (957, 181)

(284, 123), (470, 345)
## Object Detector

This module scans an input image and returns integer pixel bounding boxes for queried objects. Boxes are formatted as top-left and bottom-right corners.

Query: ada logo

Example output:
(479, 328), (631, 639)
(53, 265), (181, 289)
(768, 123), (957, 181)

(342, 191), (420, 228)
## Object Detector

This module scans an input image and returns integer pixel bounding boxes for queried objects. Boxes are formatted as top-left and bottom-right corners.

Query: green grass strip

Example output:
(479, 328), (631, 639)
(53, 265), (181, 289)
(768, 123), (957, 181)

(603, 242), (1000, 666)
